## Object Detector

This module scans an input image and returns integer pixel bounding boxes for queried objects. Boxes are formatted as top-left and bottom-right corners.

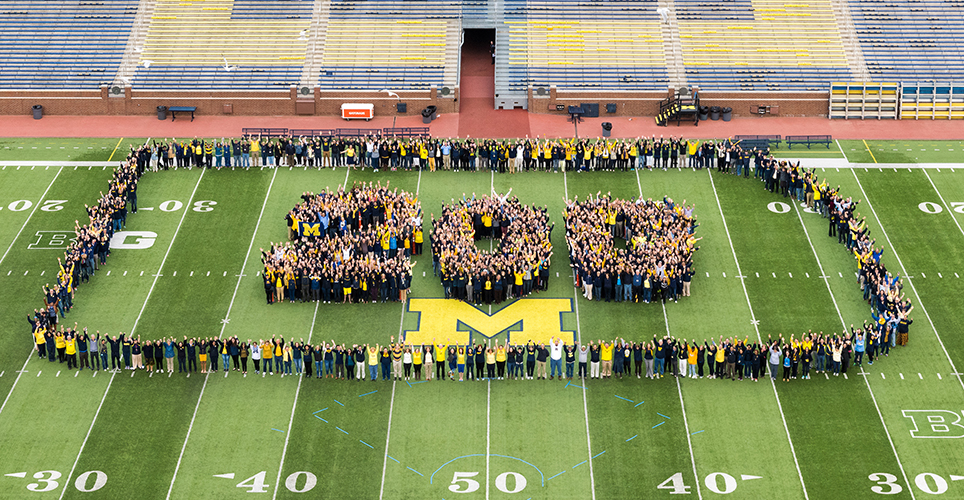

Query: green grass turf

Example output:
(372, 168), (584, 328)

(3, 141), (964, 499)
(840, 140), (964, 164)
(0, 138), (152, 162)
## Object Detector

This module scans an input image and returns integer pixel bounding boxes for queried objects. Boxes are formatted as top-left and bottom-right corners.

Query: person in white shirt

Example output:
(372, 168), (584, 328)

(549, 337), (564, 379)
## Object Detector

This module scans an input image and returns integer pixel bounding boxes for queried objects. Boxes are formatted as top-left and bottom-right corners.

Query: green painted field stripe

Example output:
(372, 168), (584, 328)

(0, 166), (63, 417)
(272, 300), (320, 500)
(851, 170), (964, 389)
(166, 167), (278, 500)
(790, 197), (916, 498)
(706, 168), (810, 500)
(62, 169), (208, 500)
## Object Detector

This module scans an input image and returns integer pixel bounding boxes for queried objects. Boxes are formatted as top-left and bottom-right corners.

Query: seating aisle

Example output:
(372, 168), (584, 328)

(458, 30), (531, 139)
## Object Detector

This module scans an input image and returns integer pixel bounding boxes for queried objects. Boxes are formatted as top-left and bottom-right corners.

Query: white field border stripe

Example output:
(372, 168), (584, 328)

(219, 166), (279, 337)
(706, 169), (809, 500)
(662, 303), (703, 500)
(791, 202), (915, 500)
(565, 170), (597, 500)
(922, 169), (964, 242)
(167, 167), (276, 500)
(61, 167), (206, 500)
(851, 169), (964, 391)
(0, 166), (63, 417)
(272, 300), (320, 500)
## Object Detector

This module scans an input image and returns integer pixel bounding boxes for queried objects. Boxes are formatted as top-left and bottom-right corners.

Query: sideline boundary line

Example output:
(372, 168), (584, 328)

(63, 167), (207, 500)
(791, 201), (915, 499)
(851, 169), (964, 392)
(166, 167), (276, 499)
(707, 169), (810, 500)
(272, 300), (320, 500)
(0, 166), (64, 417)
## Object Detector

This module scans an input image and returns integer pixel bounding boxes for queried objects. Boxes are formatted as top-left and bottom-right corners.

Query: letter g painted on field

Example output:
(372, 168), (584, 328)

(109, 231), (158, 250)
(902, 410), (964, 438)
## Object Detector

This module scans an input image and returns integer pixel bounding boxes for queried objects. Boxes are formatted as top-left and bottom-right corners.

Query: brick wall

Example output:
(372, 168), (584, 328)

(0, 86), (460, 116)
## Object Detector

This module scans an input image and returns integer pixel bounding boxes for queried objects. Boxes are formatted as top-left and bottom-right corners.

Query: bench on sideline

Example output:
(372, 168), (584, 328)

(786, 135), (832, 149)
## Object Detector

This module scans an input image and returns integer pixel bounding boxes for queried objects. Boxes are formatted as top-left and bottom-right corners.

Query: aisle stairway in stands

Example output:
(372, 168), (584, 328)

(112, 0), (157, 91)
(458, 30), (530, 138)
(299, 0), (330, 88)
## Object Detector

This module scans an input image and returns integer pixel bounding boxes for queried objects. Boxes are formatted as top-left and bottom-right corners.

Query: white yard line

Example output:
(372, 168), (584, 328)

(706, 169), (809, 500)
(167, 167), (276, 499)
(218, 167), (279, 338)
(272, 300), (320, 500)
(572, 287), (596, 500)
(486, 378), (491, 500)
(62, 168), (206, 500)
(791, 202), (915, 500)
(835, 139), (850, 163)
(662, 303), (703, 500)
(851, 169), (964, 391)
(563, 169), (597, 499)
(58, 371), (115, 500)
(0, 166), (64, 417)
(378, 302), (405, 500)
(922, 169), (964, 240)
(342, 165), (350, 190)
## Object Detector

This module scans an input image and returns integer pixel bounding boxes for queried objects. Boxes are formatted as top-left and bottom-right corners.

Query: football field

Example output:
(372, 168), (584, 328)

(1, 137), (964, 499)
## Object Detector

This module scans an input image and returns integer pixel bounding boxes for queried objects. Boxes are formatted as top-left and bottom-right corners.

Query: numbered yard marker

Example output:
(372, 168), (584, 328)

(657, 472), (691, 494)
(704, 472), (737, 494)
(193, 200), (217, 212)
(8, 200), (32, 212)
(767, 201), (791, 213)
(284, 471), (317, 493)
(919, 202), (943, 214)
(74, 470), (108, 492)
(868, 473), (904, 494)
(236, 471), (269, 493)
(159, 200), (184, 212)
(915, 473), (948, 495)
(449, 472), (481, 493)
(41, 200), (67, 212)
(26, 471), (61, 492)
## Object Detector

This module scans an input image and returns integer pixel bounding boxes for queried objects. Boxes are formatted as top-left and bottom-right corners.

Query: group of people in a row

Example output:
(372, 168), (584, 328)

(124, 134), (785, 174)
(31, 159), (141, 341)
(430, 194), (554, 303)
(262, 182), (420, 304)
(564, 194), (700, 304)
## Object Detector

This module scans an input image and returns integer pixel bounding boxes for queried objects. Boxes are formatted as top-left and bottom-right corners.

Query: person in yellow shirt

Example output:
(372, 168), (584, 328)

(411, 343), (423, 381)
(261, 339), (274, 375)
(64, 332), (77, 369)
(55, 329), (66, 363)
(434, 338), (448, 381)
(687, 342), (698, 378)
(34, 327), (46, 360)
(600, 339), (614, 378)
(367, 343), (381, 381)
(495, 340), (507, 380)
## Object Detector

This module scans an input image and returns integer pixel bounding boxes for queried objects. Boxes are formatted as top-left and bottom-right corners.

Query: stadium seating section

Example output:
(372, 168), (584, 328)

(0, 0), (961, 96)
(0, 0), (138, 89)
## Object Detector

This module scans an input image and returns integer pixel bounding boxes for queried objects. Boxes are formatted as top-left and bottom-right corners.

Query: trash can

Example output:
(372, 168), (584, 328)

(427, 105), (438, 120)
(157, 106), (168, 120)
(422, 105), (437, 124)
(601, 122), (613, 138)
(710, 106), (721, 121)
(721, 106), (733, 122)
(698, 106), (709, 121)
(32, 104), (43, 120)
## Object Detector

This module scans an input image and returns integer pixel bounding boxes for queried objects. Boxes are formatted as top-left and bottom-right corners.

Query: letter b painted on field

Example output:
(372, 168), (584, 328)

(902, 410), (964, 438)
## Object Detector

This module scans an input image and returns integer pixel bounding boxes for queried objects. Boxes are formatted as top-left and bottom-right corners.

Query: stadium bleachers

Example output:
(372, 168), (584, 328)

(0, 0), (138, 89)
(850, 0), (964, 81)
(132, 0), (312, 90)
(677, 0), (853, 91)
(498, 0), (669, 96)
(1, 0), (962, 99)
(315, 0), (461, 91)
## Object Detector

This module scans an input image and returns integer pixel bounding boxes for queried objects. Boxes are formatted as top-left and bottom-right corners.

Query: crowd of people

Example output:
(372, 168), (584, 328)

(430, 194), (553, 302)
(126, 134), (781, 174)
(29, 156), (141, 354)
(564, 194), (699, 303)
(261, 181), (420, 304)
(26, 132), (917, 385)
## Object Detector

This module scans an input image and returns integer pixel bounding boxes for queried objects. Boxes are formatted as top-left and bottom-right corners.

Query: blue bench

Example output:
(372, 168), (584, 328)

(786, 135), (832, 149)
(169, 106), (197, 121)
